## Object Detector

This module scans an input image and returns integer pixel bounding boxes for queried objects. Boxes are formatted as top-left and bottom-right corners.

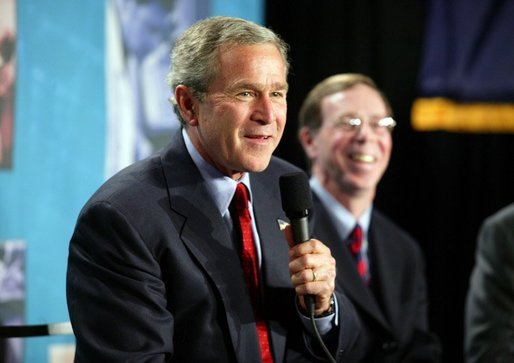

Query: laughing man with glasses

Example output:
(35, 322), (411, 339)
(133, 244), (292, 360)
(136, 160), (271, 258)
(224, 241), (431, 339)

(297, 73), (442, 362)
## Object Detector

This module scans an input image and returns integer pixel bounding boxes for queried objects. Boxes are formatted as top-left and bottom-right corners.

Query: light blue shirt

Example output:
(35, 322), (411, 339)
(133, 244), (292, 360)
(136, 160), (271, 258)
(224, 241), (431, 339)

(310, 176), (372, 270)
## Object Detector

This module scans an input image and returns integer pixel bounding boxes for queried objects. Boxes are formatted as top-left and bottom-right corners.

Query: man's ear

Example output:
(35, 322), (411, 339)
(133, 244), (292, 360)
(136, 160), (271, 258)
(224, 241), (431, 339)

(298, 126), (317, 159)
(175, 85), (198, 126)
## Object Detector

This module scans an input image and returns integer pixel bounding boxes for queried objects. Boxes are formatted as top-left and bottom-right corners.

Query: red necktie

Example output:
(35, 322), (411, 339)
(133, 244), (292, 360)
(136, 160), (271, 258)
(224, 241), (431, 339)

(232, 183), (274, 363)
(347, 224), (370, 284)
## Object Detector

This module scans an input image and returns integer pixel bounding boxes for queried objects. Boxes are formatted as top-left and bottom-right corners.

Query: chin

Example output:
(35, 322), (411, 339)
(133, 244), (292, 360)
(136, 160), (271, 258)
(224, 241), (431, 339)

(245, 159), (271, 173)
(245, 152), (273, 169)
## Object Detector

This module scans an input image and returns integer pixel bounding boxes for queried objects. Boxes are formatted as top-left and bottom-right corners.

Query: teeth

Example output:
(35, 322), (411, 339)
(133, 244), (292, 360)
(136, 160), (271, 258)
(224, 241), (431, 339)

(352, 154), (375, 163)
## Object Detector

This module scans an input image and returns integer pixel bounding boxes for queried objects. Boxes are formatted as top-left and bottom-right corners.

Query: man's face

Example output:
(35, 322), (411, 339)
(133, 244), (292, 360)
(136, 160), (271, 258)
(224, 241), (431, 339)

(189, 43), (288, 180)
(310, 84), (392, 196)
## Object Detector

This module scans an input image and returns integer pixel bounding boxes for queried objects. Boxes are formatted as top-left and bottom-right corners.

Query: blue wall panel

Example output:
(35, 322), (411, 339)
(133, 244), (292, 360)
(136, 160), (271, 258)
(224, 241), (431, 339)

(0, 1), (261, 361)
(1, 1), (105, 361)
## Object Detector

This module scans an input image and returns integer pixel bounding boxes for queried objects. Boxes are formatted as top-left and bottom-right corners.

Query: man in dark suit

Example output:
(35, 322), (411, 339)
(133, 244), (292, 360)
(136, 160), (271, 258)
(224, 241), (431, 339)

(297, 73), (441, 362)
(67, 17), (362, 362)
(465, 202), (514, 362)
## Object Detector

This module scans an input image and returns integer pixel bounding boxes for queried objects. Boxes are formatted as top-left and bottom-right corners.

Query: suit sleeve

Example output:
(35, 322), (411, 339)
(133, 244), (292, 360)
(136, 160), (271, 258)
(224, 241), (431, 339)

(465, 214), (514, 362)
(405, 244), (442, 361)
(297, 290), (364, 363)
(332, 290), (365, 362)
(67, 201), (173, 362)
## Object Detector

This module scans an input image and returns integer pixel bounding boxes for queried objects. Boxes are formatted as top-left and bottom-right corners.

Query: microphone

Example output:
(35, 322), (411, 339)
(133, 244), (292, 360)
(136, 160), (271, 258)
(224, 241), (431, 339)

(279, 171), (313, 243)
(280, 172), (338, 363)
(279, 171), (316, 314)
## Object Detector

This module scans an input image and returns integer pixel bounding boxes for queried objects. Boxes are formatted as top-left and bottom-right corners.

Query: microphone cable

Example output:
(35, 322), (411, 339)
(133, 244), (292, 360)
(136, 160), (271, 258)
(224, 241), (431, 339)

(307, 298), (337, 363)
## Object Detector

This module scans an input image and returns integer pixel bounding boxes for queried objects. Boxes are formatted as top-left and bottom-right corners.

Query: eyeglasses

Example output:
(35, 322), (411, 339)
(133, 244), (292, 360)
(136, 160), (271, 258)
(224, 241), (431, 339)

(332, 115), (396, 134)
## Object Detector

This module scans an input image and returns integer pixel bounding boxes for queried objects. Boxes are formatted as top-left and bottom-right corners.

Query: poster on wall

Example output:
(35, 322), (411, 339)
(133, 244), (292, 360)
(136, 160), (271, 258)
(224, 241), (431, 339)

(105, 0), (210, 178)
(0, 0), (16, 169)
(0, 240), (25, 363)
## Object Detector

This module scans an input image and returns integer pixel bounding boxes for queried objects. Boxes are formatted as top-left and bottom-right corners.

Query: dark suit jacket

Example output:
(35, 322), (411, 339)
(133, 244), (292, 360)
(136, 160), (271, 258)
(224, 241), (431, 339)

(465, 203), (514, 363)
(311, 194), (441, 362)
(66, 130), (362, 363)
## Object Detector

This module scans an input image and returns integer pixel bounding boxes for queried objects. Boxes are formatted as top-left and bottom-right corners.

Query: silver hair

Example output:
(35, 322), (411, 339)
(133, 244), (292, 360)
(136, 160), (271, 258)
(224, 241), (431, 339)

(166, 16), (290, 125)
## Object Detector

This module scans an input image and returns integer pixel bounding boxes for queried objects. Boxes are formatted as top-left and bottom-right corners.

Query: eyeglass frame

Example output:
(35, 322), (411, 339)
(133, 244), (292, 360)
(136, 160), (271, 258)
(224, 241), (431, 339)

(331, 115), (397, 134)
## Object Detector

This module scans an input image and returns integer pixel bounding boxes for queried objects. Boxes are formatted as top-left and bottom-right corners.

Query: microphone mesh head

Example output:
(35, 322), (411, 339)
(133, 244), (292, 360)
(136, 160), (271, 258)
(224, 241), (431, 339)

(279, 172), (313, 215)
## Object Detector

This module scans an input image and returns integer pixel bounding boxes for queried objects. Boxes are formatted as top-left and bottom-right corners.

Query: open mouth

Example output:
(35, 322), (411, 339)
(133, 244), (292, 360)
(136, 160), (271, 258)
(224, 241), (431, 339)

(351, 153), (376, 163)
(247, 135), (272, 140)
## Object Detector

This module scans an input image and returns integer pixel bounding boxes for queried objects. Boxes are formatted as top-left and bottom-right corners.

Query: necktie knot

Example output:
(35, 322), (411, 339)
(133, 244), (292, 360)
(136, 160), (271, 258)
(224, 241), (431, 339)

(347, 224), (370, 283)
(348, 224), (363, 254)
(234, 183), (251, 218)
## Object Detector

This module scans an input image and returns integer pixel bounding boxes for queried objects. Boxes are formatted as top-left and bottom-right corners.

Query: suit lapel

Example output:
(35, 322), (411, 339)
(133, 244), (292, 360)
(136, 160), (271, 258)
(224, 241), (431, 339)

(250, 172), (291, 363)
(368, 212), (408, 336)
(159, 132), (262, 363)
(251, 173), (291, 288)
(311, 195), (390, 332)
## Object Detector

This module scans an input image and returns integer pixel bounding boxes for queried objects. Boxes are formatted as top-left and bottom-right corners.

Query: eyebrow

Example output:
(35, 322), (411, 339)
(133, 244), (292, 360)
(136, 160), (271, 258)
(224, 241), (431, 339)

(230, 81), (289, 93)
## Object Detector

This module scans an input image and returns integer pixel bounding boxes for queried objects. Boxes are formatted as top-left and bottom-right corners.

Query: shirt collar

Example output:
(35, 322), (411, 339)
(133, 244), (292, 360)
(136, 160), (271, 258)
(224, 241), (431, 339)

(182, 128), (251, 217)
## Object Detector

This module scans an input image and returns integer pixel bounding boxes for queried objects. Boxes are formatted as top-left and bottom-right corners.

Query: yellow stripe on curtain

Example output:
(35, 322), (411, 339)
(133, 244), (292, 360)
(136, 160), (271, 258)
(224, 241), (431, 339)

(411, 98), (514, 133)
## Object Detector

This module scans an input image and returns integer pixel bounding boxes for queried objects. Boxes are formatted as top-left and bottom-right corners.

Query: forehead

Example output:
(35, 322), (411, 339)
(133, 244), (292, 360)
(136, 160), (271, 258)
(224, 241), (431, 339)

(321, 84), (387, 118)
(215, 43), (287, 82)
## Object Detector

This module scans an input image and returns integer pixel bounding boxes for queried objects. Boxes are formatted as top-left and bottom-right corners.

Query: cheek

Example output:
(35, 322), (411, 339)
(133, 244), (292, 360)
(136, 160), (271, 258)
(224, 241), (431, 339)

(379, 138), (393, 161)
(376, 140), (392, 176)
(315, 136), (345, 168)
(276, 108), (287, 131)
(329, 133), (351, 156)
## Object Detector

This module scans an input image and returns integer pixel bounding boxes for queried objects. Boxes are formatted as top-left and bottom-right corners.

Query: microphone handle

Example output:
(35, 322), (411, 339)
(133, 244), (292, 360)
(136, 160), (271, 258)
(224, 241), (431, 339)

(290, 216), (310, 243)
(290, 217), (316, 315)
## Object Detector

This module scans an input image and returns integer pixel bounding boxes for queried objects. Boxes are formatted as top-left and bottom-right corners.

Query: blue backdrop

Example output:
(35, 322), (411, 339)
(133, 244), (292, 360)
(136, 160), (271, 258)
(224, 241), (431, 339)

(0, 1), (262, 361)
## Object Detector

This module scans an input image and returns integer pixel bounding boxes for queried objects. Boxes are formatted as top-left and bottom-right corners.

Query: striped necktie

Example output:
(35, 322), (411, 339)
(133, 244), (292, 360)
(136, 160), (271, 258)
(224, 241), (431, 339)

(347, 224), (370, 284)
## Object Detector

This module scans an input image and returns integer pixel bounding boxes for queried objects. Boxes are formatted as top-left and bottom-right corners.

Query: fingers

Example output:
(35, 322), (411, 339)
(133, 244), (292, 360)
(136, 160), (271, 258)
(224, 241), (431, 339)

(288, 239), (334, 278)
(278, 221), (336, 314)
(294, 268), (335, 315)
(291, 266), (334, 288)
(287, 238), (336, 315)
(289, 238), (331, 260)
(290, 265), (335, 294)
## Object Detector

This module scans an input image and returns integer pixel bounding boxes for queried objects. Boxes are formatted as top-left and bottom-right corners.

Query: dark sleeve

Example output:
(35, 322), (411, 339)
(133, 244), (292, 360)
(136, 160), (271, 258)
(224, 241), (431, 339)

(332, 290), (365, 362)
(405, 245), (442, 362)
(294, 291), (364, 363)
(465, 212), (514, 363)
(67, 201), (172, 362)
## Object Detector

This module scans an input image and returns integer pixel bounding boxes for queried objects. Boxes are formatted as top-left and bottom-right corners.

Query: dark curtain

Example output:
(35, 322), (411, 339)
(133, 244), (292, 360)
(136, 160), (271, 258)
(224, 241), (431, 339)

(265, 1), (514, 362)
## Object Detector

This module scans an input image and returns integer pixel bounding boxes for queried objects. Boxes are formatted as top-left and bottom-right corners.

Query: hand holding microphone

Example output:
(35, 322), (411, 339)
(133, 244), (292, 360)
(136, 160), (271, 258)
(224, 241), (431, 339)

(279, 172), (336, 317)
